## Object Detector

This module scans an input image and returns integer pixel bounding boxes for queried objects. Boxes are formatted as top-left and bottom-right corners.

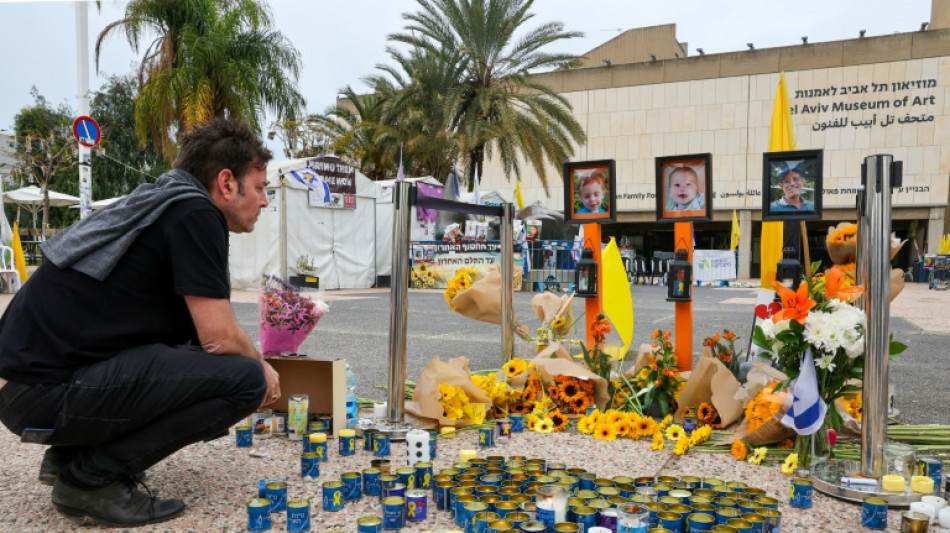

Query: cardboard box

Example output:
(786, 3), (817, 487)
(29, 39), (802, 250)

(264, 355), (346, 437)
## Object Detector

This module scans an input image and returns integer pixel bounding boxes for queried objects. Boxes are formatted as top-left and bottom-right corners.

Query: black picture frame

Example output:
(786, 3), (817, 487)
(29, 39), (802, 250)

(762, 149), (823, 221)
(564, 160), (617, 224)
(655, 153), (713, 223)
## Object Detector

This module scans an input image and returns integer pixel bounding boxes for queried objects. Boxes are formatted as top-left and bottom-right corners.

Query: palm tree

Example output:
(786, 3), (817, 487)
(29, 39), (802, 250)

(390, 0), (586, 193)
(316, 87), (395, 181)
(95, 0), (304, 159)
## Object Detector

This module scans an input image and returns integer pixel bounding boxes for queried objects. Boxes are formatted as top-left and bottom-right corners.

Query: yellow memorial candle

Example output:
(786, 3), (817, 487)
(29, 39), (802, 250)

(911, 476), (935, 494)
(460, 449), (478, 462)
(338, 429), (356, 438)
(309, 432), (327, 443)
(440, 427), (456, 438)
(882, 474), (906, 492)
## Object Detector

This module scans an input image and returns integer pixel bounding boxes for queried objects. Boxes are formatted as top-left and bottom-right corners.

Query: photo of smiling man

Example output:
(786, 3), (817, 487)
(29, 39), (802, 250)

(769, 162), (814, 212)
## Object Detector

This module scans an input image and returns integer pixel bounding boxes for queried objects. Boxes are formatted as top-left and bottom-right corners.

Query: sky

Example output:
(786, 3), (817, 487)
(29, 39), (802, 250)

(0, 0), (935, 144)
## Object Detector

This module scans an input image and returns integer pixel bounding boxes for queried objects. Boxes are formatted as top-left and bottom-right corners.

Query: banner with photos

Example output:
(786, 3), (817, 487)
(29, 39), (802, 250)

(410, 242), (524, 289)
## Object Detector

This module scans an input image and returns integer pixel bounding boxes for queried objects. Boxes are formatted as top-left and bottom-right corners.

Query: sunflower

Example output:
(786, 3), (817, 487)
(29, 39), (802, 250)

(689, 425), (712, 446)
(550, 317), (567, 330)
(650, 431), (664, 451)
(577, 415), (597, 435)
(509, 400), (532, 415)
(558, 381), (582, 403)
(673, 435), (690, 456)
(658, 414), (673, 431)
(748, 447), (768, 465)
(731, 439), (748, 461)
(636, 417), (657, 439)
(606, 410), (627, 425)
(593, 423), (619, 441)
(665, 424), (685, 442)
(568, 395), (593, 414)
(698, 403), (715, 423)
(614, 419), (633, 438)
(781, 453), (799, 475)
(549, 410), (569, 431)
(535, 417), (555, 434)
(502, 358), (528, 379)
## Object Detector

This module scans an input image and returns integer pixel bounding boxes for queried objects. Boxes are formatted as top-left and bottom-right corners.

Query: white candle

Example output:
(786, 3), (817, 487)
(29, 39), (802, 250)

(373, 402), (388, 420)
(535, 485), (567, 524)
(405, 429), (431, 463)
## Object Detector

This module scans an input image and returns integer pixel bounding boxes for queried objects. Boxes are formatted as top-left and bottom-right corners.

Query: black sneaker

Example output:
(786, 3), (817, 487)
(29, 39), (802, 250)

(39, 448), (146, 486)
(52, 477), (185, 527)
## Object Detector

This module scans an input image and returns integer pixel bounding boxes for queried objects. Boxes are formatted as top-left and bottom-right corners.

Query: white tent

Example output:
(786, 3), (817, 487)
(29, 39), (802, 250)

(229, 157), (378, 290)
(373, 176), (443, 282)
(68, 196), (125, 210)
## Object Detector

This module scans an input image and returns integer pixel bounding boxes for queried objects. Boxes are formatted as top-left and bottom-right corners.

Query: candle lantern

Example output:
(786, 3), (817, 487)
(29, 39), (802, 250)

(666, 249), (692, 302)
(776, 246), (804, 290)
(575, 247), (598, 298)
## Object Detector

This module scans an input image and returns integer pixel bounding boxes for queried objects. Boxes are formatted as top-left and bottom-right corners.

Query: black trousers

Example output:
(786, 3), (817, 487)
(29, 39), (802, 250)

(0, 344), (266, 486)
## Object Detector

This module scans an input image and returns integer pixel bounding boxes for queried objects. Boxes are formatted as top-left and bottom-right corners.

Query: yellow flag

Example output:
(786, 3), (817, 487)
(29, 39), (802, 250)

(513, 179), (525, 210)
(602, 238), (633, 359)
(11, 222), (28, 282)
(730, 210), (741, 251)
(762, 72), (797, 288)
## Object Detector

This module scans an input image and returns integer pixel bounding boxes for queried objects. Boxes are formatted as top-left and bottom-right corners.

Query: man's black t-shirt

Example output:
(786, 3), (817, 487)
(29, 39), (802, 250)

(0, 197), (231, 385)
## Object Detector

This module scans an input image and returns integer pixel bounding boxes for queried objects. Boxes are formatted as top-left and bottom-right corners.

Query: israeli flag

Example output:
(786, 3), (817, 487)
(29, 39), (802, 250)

(780, 349), (828, 435)
(288, 168), (331, 204)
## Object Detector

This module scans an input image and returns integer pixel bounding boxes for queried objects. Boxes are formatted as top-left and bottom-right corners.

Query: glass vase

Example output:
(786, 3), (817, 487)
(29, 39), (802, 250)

(794, 420), (832, 474)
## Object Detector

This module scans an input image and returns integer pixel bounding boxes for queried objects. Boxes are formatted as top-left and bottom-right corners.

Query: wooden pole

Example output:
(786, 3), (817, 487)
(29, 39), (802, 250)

(800, 220), (812, 277)
(674, 222), (693, 371)
(584, 223), (602, 348)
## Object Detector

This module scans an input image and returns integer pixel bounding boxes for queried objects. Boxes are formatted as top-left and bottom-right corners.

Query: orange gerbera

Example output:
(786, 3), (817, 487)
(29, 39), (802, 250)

(824, 266), (864, 303)
(771, 281), (816, 323)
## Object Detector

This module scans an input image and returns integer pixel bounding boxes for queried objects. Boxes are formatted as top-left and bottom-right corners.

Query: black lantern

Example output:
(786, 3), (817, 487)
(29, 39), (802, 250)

(667, 249), (692, 302)
(574, 247), (598, 298)
(776, 246), (804, 290)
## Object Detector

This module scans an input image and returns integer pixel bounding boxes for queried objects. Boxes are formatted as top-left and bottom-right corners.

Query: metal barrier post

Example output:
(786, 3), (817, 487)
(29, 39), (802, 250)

(856, 154), (895, 479)
(386, 181), (411, 424)
(500, 203), (514, 362)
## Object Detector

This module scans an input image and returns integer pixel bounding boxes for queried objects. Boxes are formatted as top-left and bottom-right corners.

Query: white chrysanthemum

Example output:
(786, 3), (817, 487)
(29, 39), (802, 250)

(815, 354), (837, 372)
(316, 300), (330, 314)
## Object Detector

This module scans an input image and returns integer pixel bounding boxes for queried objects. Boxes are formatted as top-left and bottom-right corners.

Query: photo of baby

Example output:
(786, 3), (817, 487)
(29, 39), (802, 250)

(655, 154), (712, 222)
(563, 159), (616, 223)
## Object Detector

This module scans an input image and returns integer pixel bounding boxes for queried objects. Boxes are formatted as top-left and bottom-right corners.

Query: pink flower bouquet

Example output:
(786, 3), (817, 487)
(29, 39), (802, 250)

(259, 275), (328, 356)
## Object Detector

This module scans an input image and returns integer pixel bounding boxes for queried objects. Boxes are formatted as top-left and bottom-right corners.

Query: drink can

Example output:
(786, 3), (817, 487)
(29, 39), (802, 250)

(246, 498), (271, 531)
(396, 467), (417, 490)
(300, 452), (320, 478)
(406, 489), (428, 522)
(789, 478), (812, 509)
(340, 433), (356, 456)
(363, 429), (379, 451)
(917, 457), (943, 490)
(342, 471), (362, 501)
(373, 433), (391, 457)
(265, 481), (287, 513)
(382, 496), (406, 530)
(478, 425), (495, 448)
(861, 497), (888, 530)
(252, 409), (273, 439)
(322, 480), (344, 511)
(287, 394), (309, 441)
(415, 462), (434, 489)
(363, 467), (382, 497)
(286, 499), (310, 532)
(235, 425), (252, 448)
(357, 516), (383, 533)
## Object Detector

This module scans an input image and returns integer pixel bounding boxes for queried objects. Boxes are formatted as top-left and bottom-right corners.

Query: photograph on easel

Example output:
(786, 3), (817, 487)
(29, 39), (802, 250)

(762, 149), (823, 221)
(655, 153), (713, 223)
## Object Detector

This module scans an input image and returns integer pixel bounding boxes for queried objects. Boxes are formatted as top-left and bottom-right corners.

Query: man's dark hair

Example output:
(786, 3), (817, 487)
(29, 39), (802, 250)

(174, 118), (273, 192)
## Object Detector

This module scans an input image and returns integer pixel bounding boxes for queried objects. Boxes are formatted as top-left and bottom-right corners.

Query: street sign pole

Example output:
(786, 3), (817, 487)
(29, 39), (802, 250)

(76, 2), (92, 220)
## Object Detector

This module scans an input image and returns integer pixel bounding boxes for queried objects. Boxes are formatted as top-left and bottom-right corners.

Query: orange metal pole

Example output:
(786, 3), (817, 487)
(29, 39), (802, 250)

(584, 223), (602, 348)
(674, 222), (693, 371)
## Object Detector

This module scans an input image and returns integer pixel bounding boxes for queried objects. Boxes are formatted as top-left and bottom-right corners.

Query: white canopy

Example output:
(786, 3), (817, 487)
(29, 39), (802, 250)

(3, 185), (81, 207)
(69, 196), (126, 210)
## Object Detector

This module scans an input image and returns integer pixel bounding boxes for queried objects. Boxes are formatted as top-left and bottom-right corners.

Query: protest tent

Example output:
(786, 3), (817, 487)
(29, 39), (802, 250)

(374, 176), (443, 284)
(229, 156), (377, 290)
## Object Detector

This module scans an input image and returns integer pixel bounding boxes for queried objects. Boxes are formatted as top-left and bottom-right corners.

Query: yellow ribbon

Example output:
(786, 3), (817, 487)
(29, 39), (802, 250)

(333, 492), (342, 506)
(407, 502), (416, 518)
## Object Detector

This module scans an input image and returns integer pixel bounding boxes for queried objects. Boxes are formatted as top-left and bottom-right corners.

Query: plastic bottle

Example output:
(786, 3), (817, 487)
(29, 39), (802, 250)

(345, 363), (358, 428)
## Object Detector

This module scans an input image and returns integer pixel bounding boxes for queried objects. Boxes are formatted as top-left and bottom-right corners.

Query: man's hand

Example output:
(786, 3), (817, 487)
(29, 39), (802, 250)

(261, 360), (281, 407)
